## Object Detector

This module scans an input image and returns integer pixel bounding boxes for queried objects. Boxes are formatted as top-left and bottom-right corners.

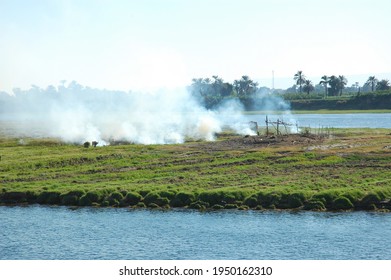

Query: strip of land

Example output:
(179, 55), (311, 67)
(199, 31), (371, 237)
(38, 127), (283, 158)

(1, 128), (391, 211)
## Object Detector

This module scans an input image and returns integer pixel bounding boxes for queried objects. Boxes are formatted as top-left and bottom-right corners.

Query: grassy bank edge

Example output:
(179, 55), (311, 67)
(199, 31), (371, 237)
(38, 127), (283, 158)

(1, 188), (391, 212)
(2, 128), (391, 212)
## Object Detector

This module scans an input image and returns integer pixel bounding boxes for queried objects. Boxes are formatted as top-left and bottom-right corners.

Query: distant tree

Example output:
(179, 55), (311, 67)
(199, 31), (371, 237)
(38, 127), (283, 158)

(327, 75), (347, 96)
(328, 75), (340, 96)
(294, 71), (306, 93)
(338, 75), (348, 95)
(211, 75), (233, 97)
(376, 79), (390, 91)
(345, 82), (360, 94)
(353, 82), (360, 93)
(314, 83), (324, 93)
(366, 76), (378, 92)
(285, 84), (297, 93)
(303, 79), (314, 95)
(319, 75), (329, 98)
(190, 76), (234, 108)
(190, 78), (212, 107)
(233, 75), (258, 98)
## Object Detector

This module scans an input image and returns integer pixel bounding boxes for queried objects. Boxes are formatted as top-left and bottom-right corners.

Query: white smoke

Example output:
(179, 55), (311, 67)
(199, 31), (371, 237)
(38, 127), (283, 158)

(0, 82), (254, 144)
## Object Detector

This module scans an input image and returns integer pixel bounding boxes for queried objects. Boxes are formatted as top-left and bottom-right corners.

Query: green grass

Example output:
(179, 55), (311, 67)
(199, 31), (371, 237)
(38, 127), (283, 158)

(1, 129), (391, 211)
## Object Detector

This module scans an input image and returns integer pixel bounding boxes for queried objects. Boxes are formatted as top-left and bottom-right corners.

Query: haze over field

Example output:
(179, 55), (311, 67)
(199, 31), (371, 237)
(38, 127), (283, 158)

(1, 83), (281, 144)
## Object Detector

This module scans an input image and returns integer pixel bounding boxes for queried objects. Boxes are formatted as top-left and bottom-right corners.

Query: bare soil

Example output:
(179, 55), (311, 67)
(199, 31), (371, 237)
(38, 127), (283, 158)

(186, 134), (325, 151)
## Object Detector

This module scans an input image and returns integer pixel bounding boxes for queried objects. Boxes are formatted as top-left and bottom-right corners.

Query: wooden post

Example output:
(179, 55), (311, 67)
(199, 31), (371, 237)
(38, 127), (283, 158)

(265, 115), (269, 136)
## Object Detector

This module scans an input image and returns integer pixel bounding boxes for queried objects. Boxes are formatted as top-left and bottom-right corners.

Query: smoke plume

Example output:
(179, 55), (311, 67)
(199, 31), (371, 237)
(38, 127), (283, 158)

(0, 82), (295, 144)
(0, 82), (255, 144)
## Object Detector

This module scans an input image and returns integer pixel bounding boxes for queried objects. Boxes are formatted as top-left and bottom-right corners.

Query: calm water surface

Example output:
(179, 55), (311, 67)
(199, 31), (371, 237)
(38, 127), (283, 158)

(1, 206), (390, 260)
(244, 113), (391, 128)
(1, 114), (391, 138)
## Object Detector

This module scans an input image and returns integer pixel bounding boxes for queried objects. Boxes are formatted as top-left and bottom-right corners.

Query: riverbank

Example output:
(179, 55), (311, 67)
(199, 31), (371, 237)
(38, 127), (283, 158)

(288, 92), (391, 111)
(1, 128), (391, 211)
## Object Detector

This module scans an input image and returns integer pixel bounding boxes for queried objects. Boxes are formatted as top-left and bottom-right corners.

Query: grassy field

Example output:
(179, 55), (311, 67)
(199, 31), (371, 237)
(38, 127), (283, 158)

(1, 128), (391, 211)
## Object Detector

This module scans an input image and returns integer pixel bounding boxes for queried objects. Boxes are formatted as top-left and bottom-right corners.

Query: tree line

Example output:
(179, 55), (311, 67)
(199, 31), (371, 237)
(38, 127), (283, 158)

(190, 75), (259, 109)
(189, 72), (391, 109)
(292, 70), (390, 97)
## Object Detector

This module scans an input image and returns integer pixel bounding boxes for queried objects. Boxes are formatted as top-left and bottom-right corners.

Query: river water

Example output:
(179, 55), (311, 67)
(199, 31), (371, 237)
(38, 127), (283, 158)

(1, 206), (390, 260)
(1, 114), (390, 138)
(244, 113), (391, 129)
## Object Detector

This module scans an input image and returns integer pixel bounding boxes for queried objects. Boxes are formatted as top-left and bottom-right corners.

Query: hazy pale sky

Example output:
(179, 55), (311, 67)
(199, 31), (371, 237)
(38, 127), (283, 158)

(1, 0), (390, 92)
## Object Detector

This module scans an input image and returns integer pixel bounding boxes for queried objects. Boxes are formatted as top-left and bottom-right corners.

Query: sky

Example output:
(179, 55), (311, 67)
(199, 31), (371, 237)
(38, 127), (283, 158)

(1, 0), (390, 93)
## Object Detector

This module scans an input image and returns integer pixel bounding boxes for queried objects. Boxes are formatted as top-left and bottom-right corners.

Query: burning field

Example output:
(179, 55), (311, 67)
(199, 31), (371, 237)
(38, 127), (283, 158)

(1, 84), (391, 211)
(186, 133), (324, 152)
(1, 128), (391, 211)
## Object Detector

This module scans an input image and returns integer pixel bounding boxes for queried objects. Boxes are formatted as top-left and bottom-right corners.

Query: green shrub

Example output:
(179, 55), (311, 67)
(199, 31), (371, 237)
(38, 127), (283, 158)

(258, 192), (281, 208)
(189, 202), (206, 210)
(1, 191), (28, 204)
(359, 193), (382, 210)
(60, 190), (85, 206)
(198, 191), (225, 205)
(79, 191), (102, 206)
(37, 191), (61, 205)
(101, 200), (109, 207)
(343, 190), (365, 207)
(86, 191), (101, 203)
(79, 195), (92, 206)
(102, 192), (123, 207)
(110, 192), (124, 201)
(313, 190), (340, 209)
(122, 192), (142, 206)
(243, 195), (258, 208)
(143, 192), (160, 205)
(276, 192), (306, 209)
(158, 190), (175, 200)
(212, 204), (224, 210)
(198, 190), (240, 206)
(26, 191), (38, 203)
(139, 190), (150, 197)
(304, 199), (326, 211)
(224, 204), (238, 209)
(148, 203), (160, 208)
(188, 200), (209, 209)
(136, 202), (146, 208)
(170, 192), (195, 207)
(143, 192), (170, 206)
(332, 196), (354, 210)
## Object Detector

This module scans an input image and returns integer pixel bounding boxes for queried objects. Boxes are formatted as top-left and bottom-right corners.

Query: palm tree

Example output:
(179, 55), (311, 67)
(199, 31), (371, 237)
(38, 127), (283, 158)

(319, 75), (329, 98)
(303, 80), (314, 95)
(294, 71), (306, 93)
(366, 76), (378, 92)
(328, 75), (339, 96)
(376, 79), (390, 91)
(338, 75), (348, 96)
(233, 75), (258, 98)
